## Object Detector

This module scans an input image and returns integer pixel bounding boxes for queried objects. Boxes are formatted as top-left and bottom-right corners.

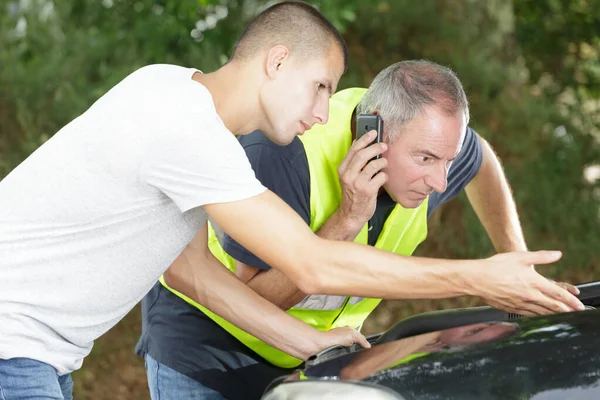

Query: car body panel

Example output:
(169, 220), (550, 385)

(279, 310), (600, 400)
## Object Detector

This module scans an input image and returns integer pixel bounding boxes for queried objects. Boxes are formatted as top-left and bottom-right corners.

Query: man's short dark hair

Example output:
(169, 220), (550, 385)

(232, 1), (348, 70)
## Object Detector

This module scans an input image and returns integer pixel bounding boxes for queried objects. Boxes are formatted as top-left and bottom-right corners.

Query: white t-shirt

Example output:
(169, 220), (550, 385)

(0, 64), (266, 375)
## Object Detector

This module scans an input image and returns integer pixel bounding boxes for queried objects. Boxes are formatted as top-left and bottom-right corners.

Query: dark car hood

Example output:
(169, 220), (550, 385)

(295, 310), (600, 399)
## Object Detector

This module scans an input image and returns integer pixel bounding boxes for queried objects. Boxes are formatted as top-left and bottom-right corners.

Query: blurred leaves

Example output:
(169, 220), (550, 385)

(514, 0), (600, 98)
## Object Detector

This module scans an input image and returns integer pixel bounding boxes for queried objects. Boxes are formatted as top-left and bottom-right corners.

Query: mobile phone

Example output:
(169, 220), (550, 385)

(356, 114), (384, 160)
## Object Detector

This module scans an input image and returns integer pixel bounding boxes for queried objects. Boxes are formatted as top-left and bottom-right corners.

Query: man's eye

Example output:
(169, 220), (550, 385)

(317, 83), (326, 90)
(420, 156), (431, 163)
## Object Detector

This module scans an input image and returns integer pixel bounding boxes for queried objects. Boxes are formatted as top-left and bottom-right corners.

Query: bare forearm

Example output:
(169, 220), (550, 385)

(163, 247), (324, 359)
(466, 137), (527, 253)
(315, 209), (364, 241)
(246, 267), (307, 310)
(307, 238), (476, 299)
(249, 240), (473, 303)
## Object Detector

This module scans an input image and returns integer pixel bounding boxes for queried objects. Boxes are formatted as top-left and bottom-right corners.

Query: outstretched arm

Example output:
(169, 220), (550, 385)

(203, 187), (584, 317)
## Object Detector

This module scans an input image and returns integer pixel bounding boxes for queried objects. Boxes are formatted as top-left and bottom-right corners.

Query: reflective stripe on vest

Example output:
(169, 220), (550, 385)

(160, 88), (428, 368)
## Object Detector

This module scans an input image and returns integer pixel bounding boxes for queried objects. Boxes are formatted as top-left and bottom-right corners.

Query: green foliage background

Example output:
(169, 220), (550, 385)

(1, 0), (598, 397)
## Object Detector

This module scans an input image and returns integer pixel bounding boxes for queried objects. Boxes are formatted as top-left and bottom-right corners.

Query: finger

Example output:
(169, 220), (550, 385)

(554, 281), (580, 296)
(539, 279), (585, 311)
(522, 250), (562, 265)
(354, 158), (387, 187)
(340, 130), (378, 172)
(505, 295), (561, 315)
(528, 293), (572, 314)
(354, 331), (371, 349)
(362, 157), (388, 178)
(356, 129), (379, 146)
(347, 142), (388, 178)
(368, 171), (388, 191)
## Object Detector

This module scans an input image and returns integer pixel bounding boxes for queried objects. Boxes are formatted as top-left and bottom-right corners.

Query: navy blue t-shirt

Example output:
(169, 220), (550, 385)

(136, 127), (483, 400)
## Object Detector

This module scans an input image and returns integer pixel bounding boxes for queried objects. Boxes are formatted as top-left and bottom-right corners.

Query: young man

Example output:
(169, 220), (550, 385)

(0, 2), (581, 398)
(136, 61), (582, 399)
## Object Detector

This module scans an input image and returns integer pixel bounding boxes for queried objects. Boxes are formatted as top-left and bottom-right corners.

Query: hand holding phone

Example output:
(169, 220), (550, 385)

(333, 114), (388, 232)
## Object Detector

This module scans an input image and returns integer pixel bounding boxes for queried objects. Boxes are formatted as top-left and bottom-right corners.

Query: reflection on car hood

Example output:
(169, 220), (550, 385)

(295, 310), (600, 400)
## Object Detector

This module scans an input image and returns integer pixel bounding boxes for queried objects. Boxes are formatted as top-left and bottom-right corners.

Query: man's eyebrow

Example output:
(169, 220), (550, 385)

(420, 150), (443, 160)
(326, 79), (334, 95)
(419, 150), (459, 161)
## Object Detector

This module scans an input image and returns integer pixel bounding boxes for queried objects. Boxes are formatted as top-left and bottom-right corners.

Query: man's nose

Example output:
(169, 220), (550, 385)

(313, 97), (329, 125)
(426, 163), (448, 193)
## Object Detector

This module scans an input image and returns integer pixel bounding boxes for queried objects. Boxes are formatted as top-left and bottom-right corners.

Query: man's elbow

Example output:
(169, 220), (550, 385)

(162, 264), (190, 294)
(292, 272), (324, 295)
(162, 265), (177, 288)
(286, 257), (331, 295)
(273, 236), (332, 294)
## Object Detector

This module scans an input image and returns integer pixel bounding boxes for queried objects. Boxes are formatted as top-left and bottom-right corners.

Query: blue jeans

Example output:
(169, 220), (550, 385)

(0, 358), (73, 400)
(145, 354), (226, 400)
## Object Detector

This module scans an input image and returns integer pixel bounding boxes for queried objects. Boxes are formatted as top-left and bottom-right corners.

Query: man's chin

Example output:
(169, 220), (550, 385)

(262, 130), (294, 146)
(273, 136), (295, 146)
(397, 197), (423, 209)
(409, 199), (424, 208)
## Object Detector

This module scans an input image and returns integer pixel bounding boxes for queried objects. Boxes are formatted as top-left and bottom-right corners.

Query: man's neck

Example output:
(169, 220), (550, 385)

(192, 62), (263, 135)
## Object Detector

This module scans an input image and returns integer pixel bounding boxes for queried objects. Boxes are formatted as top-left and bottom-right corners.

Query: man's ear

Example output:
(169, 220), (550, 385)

(265, 45), (290, 78)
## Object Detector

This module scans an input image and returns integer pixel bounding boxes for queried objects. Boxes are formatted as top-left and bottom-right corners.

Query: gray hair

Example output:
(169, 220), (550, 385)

(357, 60), (470, 143)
